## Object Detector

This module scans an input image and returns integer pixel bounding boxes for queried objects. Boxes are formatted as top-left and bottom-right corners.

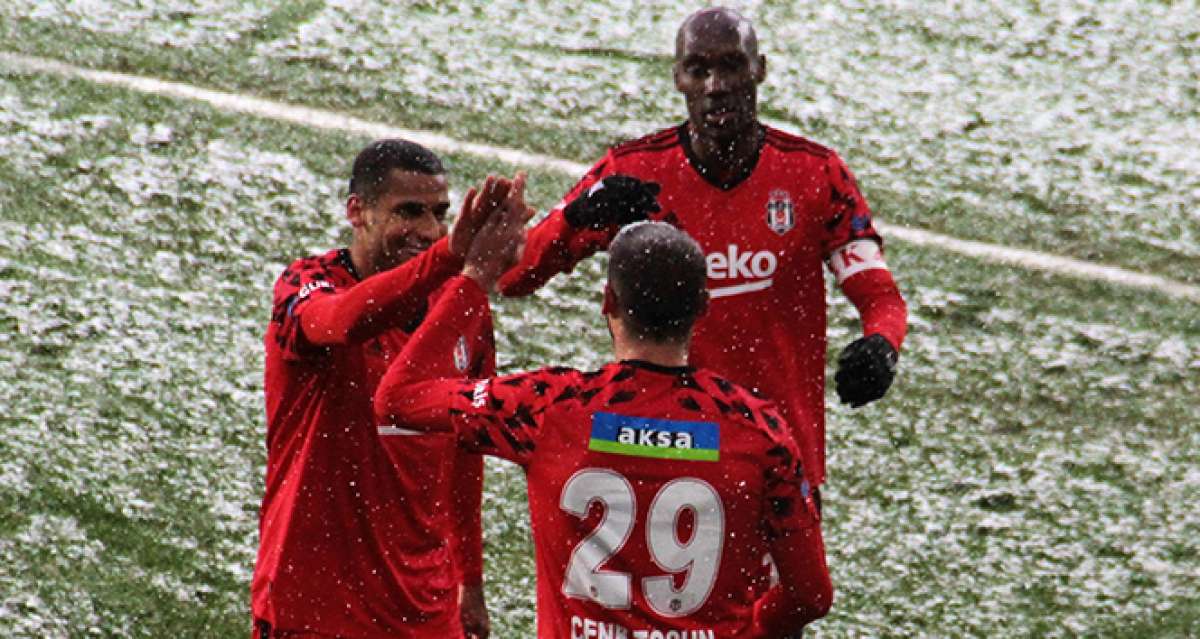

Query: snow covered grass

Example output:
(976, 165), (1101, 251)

(3, 0), (1195, 283)
(2, 66), (1198, 637)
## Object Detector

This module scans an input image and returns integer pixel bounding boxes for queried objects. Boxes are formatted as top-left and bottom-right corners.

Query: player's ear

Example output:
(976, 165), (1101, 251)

(346, 193), (366, 228)
(754, 54), (767, 84)
(696, 289), (710, 319)
(672, 62), (686, 93)
(601, 283), (618, 317)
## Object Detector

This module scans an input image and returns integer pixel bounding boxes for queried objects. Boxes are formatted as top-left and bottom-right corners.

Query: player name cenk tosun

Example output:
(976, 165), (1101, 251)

(588, 412), (720, 462)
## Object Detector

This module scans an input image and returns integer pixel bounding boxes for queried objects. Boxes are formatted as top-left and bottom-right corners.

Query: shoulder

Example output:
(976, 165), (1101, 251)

(763, 125), (836, 161)
(608, 124), (684, 160)
(693, 369), (788, 435)
(491, 365), (587, 402)
(516, 362), (637, 409)
(276, 249), (353, 288)
(277, 248), (348, 283)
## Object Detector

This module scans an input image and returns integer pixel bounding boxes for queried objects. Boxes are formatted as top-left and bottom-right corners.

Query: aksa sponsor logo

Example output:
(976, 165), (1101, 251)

(706, 244), (777, 299)
(588, 412), (719, 462)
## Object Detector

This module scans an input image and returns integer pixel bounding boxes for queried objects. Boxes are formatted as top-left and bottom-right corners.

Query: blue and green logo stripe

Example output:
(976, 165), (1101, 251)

(588, 412), (720, 462)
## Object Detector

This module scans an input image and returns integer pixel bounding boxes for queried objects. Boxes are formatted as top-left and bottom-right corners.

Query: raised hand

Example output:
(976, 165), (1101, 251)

(463, 172), (534, 290)
(449, 175), (513, 258)
(563, 175), (661, 230)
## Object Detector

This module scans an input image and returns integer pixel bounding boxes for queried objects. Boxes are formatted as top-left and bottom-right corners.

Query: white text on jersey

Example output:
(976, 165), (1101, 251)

(617, 427), (695, 449)
(706, 245), (777, 299)
(571, 615), (715, 639)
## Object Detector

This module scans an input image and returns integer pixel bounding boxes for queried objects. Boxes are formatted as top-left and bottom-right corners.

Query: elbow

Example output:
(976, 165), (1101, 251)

(810, 577), (834, 621)
(790, 574), (834, 627)
(373, 385), (397, 426)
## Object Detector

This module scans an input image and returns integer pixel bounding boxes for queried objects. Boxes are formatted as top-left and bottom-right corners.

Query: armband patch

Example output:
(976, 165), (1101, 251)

(829, 239), (888, 284)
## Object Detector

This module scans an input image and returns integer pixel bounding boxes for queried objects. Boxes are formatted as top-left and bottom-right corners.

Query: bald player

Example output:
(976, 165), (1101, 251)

(499, 6), (908, 512)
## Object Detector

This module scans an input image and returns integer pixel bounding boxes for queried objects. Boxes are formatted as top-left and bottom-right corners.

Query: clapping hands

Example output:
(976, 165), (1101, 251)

(459, 172), (535, 291)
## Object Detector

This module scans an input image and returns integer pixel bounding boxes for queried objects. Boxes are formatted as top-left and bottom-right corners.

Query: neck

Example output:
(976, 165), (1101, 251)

(688, 122), (762, 182)
(348, 242), (374, 280)
(613, 336), (689, 368)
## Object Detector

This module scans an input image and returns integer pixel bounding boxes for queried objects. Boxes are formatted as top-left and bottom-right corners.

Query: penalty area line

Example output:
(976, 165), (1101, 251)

(2, 51), (1197, 304)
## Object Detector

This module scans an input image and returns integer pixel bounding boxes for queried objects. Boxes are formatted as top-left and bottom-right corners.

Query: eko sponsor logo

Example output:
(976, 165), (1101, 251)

(705, 244), (777, 299)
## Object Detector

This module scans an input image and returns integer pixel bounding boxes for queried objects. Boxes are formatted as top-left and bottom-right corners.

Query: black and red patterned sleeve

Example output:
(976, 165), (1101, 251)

(497, 152), (618, 297)
(818, 153), (908, 351)
(374, 275), (576, 465)
(820, 152), (881, 258)
(282, 239), (463, 358)
(759, 417), (819, 540)
(751, 408), (833, 635)
(378, 367), (574, 467)
(270, 254), (343, 361)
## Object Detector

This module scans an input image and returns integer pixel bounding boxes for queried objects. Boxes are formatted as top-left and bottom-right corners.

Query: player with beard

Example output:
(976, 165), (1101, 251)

(498, 7), (908, 505)
(375, 221), (833, 638)
(255, 139), (520, 638)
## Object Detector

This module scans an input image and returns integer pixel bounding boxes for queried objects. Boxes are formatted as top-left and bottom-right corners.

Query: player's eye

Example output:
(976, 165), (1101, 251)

(395, 202), (426, 219)
(432, 203), (451, 222)
(686, 63), (708, 78)
(719, 55), (746, 72)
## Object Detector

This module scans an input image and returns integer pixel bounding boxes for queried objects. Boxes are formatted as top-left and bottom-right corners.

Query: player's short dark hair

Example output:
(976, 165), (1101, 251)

(349, 139), (445, 204)
(607, 221), (708, 343)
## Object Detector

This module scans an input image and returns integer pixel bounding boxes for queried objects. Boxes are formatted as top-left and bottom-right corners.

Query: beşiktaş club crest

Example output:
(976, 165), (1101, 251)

(765, 189), (795, 235)
(453, 335), (470, 372)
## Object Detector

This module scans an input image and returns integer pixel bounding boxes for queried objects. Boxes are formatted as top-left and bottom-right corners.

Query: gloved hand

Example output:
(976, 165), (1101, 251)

(834, 333), (898, 408)
(563, 175), (661, 230)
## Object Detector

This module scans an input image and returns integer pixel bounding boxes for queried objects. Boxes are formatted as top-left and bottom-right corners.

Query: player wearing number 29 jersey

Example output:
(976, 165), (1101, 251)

(376, 223), (833, 638)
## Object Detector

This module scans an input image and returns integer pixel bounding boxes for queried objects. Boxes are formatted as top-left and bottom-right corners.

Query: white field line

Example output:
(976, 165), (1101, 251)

(3, 51), (1198, 303)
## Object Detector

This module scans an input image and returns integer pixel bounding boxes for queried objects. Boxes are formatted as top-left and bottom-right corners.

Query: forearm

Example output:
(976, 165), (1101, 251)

(300, 238), (462, 346)
(841, 267), (907, 351)
(373, 275), (492, 428)
(753, 528), (834, 636)
(498, 211), (603, 296)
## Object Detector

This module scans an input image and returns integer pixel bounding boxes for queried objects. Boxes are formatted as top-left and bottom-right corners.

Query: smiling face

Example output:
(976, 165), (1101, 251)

(673, 8), (766, 146)
(347, 169), (450, 277)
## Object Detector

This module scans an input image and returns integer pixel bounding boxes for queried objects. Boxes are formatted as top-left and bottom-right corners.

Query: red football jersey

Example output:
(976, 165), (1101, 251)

(499, 124), (902, 487)
(376, 277), (833, 638)
(256, 241), (486, 638)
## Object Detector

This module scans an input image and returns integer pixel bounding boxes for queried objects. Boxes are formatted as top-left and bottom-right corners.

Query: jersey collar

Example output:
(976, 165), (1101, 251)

(336, 248), (362, 282)
(619, 359), (696, 375)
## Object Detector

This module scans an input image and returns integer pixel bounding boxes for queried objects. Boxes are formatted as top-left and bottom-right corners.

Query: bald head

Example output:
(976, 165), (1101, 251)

(673, 7), (765, 148)
(675, 7), (759, 61)
(607, 222), (708, 343)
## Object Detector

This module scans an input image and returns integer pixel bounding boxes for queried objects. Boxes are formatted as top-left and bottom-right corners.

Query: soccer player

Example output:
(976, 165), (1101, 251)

(255, 138), (519, 638)
(376, 221), (834, 638)
(498, 7), (909, 500)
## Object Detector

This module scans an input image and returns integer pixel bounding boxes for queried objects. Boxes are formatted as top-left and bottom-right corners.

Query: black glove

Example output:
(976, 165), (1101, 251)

(563, 175), (661, 230)
(834, 333), (898, 408)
